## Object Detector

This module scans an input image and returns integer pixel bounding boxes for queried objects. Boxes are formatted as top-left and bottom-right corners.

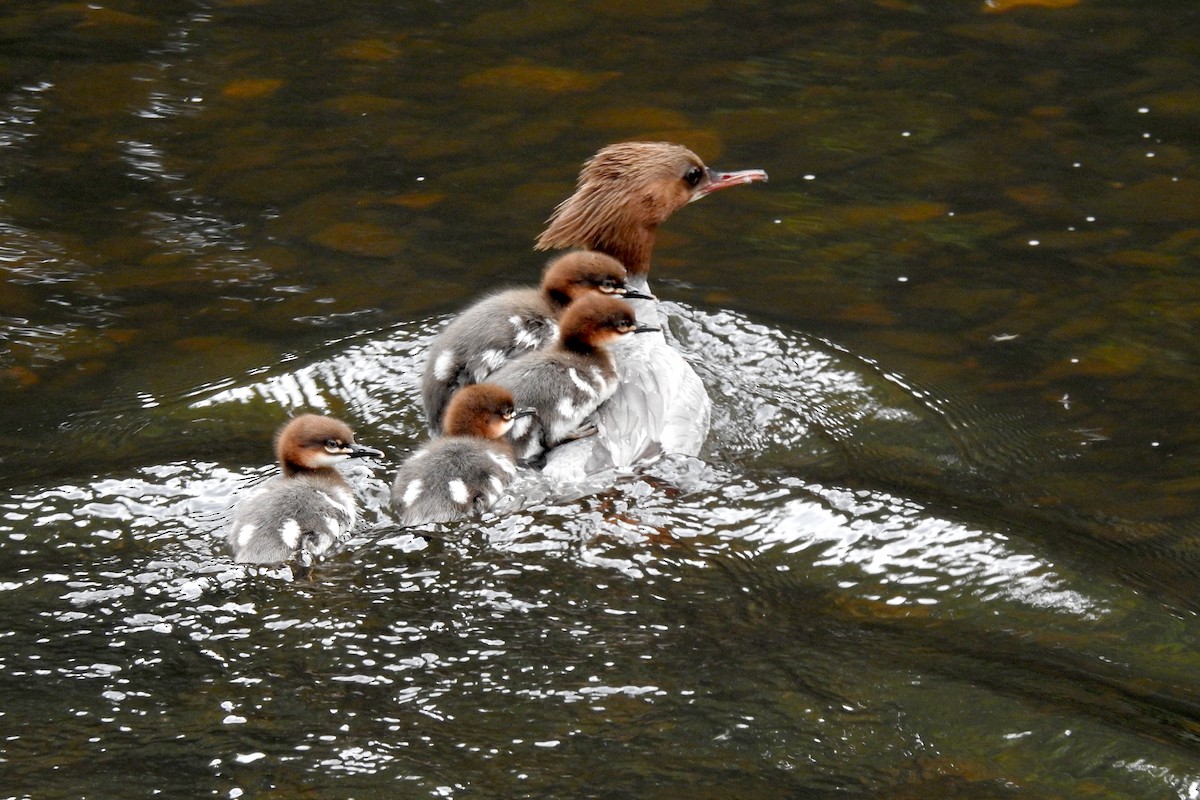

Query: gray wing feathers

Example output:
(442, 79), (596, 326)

(390, 439), (514, 526)
(227, 476), (356, 564)
(421, 289), (556, 431)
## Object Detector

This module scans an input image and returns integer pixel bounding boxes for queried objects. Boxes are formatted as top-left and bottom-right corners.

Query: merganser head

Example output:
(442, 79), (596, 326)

(535, 141), (768, 276)
(443, 383), (537, 440)
(558, 293), (660, 353)
(275, 414), (384, 477)
(541, 250), (656, 309)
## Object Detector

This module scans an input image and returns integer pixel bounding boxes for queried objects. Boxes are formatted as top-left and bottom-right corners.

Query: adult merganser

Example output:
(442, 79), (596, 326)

(534, 141), (767, 479)
(391, 383), (535, 526)
(227, 414), (383, 565)
(421, 250), (654, 433)
(488, 293), (659, 465)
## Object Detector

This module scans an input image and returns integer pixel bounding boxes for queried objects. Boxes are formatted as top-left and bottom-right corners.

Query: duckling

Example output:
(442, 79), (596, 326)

(391, 384), (535, 526)
(421, 250), (653, 434)
(488, 293), (658, 465)
(227, 414), (383, 565)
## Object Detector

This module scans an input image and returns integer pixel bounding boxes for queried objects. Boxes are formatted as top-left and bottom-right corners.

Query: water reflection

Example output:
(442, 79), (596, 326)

(6, 459), (1200, 796)
(2, 307), (1198, 796)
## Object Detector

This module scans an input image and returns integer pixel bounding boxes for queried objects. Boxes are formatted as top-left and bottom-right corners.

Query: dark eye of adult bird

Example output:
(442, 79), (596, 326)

(683, 166), (703, 187)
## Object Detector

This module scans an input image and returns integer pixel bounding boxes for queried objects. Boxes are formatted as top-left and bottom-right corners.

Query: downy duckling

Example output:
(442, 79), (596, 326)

(228, 414), (383, 565)
(391, 383), (535, 526)
(488, 293), (658, 465)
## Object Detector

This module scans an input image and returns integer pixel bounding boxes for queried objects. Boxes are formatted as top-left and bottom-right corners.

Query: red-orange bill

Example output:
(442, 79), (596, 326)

(692, 168), (769, 201)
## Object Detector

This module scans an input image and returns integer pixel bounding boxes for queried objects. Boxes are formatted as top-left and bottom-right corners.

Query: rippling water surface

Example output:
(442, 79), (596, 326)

(3, 1), (1200, 797)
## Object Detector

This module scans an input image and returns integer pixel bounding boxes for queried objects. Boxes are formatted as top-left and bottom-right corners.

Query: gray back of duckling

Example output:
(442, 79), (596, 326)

(228, 474), (356, 564)
(391, 437), (517, 526)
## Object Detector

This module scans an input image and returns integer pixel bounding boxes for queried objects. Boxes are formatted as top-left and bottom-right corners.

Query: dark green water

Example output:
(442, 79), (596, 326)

(3, 0), (1200, 797)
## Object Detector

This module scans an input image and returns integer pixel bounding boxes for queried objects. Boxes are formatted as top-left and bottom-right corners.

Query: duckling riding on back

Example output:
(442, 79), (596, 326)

(421, 250), (652, 434)
(488, 293), (659, 465)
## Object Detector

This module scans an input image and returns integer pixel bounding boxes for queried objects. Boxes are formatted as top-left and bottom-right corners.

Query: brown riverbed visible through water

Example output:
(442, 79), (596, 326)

(2, 1), (1200, 797)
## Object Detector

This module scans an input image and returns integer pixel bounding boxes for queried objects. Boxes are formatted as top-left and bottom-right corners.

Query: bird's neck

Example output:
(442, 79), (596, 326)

(280, 460), (340, 481)
(594, 225), (655, 278)
(560, 333), (600, 356)
(489, 437), (517, 461)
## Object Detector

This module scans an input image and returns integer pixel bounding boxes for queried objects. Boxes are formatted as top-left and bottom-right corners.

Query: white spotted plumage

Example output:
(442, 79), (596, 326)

(448, 479), (469, 505)
(235, 522), (257, 550)
(401, 478), (423, 507)
(318, 487), (355, 520)
(390, 435), (518, 526)
(511, 316), (545, 350)
(278, 518), (302, 550)
(418, 250), (639, 434)
(590, 366), (612, 396)
(475, 349), (509, 380)
(568, 367), (599, 399)
(487, 451), (516, 475)
(226, 414), (378, 565)
(433, 349), (458, 381)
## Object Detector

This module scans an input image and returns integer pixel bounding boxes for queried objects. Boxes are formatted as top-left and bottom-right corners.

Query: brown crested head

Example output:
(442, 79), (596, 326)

(535, 141), (767, 276)
(539, 250), (646, 309)
(557, 293), (659, 354)
(443, 383), (535, 440)
(274, 413), (383, 476)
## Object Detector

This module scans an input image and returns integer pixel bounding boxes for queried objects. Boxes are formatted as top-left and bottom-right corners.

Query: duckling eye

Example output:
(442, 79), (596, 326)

(683, 166), (704, 188)
(600, 279), (619, 292)
(501, 407), (516, 421)
(324, 439), (341, 449)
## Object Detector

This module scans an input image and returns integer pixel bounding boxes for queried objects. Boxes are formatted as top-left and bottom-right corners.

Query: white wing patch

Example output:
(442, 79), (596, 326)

(591, 366), (613, 397)
(235, 522), (257, 550)
(279, 518), (302, 550)
(318, 487), (355, 521)
(568, 367), (598, 399)
(487, 451), (516, 475)
(402, 478), (423, 507)
(556, 396), (577, 421)
(433, 348), (458, 381)
(511, 315), (547, 350)
(448, 479), (469, 505)
(476, 349), (508, 379)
